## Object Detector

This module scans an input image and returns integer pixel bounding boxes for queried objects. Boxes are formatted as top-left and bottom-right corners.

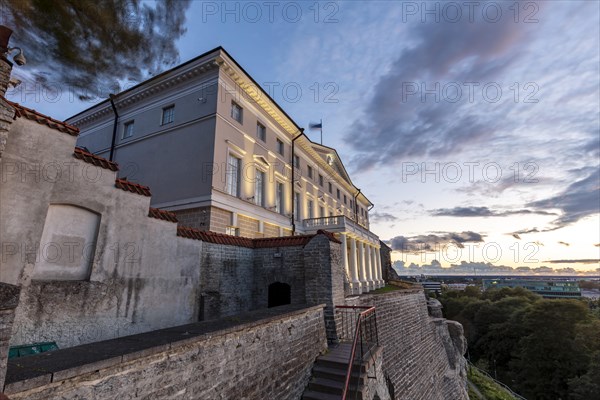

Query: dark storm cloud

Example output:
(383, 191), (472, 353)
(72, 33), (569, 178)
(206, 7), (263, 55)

(388, 231), (485, 253)
(430, 206), (556, 217)
(369, 212), (399, 223)
(545, 259), (600, 264)
(527, 169), (600, 230)
(509, 228), (540, 239)
(346, 2), (536, 170)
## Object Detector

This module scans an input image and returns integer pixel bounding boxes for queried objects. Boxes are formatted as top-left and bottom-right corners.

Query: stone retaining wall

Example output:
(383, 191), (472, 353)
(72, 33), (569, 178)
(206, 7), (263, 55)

(4, 304), (327, 400)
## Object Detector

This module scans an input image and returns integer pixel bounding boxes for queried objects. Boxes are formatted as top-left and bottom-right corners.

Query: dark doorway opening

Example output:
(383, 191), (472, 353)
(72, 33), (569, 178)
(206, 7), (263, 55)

(268, 282), (291, 308)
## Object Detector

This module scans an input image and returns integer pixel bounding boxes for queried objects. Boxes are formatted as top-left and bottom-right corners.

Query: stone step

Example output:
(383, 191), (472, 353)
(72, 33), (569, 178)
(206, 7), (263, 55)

(301, 390), (342, 400)
(316, 357), (368, 372)
(307, 377), (366, 400)
(312, 364), (366, 384)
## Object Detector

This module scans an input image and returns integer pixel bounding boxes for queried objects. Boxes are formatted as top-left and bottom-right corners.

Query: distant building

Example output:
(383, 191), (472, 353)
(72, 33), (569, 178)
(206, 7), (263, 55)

(482, 279), (581, 298)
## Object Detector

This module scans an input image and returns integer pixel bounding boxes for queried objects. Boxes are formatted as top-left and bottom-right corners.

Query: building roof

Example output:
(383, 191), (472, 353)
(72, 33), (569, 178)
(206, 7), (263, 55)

(66, 47), (302, 135)
(148, 207), (178, 223)
(74, 147), (119, 171)
(115, 178), (152, 197)
(177, 227), (340, 248)
(4, 99), (79, 136)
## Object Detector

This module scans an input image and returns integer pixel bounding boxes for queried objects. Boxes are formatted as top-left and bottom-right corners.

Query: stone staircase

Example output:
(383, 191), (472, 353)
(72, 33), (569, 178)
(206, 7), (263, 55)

(302, 343), (381, 400)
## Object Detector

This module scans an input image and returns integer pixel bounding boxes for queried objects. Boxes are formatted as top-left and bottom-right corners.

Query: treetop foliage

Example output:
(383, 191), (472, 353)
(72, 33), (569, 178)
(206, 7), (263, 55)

(1, 0), (191, 99)
(439, 287), (600, 400)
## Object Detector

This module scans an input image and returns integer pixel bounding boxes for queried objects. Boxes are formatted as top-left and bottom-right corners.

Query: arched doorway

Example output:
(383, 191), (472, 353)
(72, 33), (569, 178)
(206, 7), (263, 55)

(268, 282), (291, 308)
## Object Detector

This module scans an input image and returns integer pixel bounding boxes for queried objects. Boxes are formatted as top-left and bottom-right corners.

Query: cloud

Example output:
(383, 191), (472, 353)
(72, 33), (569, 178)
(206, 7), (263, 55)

(430, 206), (556, 217)
(393, 260), (599, 275)
(545, 259), (600, 264)
(388, 231), (484, 253)
(527, 169), (600, 231)
(509, 228), (540, 239)
(369, 212), (399, 223)
(345, 2), (538, 170)
(595, 243), (600, 247)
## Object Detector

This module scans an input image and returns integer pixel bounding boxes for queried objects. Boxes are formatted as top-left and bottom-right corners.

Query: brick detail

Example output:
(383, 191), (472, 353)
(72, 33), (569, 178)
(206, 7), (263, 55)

(263, 222), (280, 238)
(238, 214), (259, 238)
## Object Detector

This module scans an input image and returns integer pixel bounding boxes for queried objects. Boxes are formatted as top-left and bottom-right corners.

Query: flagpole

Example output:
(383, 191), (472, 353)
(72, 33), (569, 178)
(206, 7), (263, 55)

(320, 118), (323, 145)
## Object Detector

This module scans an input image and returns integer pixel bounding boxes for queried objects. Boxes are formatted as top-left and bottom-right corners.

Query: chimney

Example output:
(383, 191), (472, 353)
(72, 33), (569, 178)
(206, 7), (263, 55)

(0, 26), (14, 97)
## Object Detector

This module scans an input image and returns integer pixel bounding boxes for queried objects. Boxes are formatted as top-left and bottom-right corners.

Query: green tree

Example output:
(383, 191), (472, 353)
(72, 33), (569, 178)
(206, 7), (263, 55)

(509, 300), (593, 400)
(1, 0), (191, 99)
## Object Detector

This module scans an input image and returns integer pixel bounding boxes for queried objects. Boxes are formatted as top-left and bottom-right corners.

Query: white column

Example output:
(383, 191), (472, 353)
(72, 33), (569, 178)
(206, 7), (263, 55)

(365, 244), (373, 291)
(349, 236), (360, 294)
(358, 241), (367, 292)
(369, 245), (377, 289)
(375, 246), (384, 287)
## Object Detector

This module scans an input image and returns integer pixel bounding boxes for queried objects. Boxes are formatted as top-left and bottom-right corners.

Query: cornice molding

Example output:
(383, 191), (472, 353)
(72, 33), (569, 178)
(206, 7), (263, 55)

(215, 55), (300, 138)
(70, 60), (220, 127)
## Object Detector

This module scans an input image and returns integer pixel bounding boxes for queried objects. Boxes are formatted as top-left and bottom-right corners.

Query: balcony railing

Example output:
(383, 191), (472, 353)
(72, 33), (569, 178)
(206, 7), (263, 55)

(303, 214), (375, 243)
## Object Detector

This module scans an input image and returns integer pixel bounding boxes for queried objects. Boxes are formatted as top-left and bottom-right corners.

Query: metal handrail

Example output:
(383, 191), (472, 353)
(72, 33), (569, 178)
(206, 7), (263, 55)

(339, 306), (378, 400)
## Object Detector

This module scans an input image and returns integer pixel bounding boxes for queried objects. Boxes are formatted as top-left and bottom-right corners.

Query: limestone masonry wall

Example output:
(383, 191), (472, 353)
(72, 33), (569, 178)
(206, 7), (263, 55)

(4, 305), (328, 400)
(348, 288), (468, 400)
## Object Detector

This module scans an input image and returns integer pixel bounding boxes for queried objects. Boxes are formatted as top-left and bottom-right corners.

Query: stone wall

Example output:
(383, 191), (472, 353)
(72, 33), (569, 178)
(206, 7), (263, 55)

(0, 283), (19, 390)
(348, 289), (468, 400)
(199, 242), (254, 320)
(4, 305), (328, 400)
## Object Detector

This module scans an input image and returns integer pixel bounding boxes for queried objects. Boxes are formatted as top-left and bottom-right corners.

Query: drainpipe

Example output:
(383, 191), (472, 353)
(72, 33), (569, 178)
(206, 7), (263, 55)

(291, 129), (304, 235)
(108, 94), (119, 162)
(354, 189), (361, 222)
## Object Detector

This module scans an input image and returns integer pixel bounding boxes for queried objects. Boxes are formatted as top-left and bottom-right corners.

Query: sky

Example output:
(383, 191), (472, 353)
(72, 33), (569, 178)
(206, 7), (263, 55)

(6, 1), (600, 272)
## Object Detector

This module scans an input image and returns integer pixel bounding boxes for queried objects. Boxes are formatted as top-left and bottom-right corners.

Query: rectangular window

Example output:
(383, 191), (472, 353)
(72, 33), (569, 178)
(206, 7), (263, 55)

(161, 105), (175, 125)
(255, 169), (265, 206)
(277, 139), (285, 156)
(361, 208), (364, 216)
(328, 182), (332, 193)
(319, 174), (324, 186)
(225, 227), (240, 236)
(344, 194), (347, 204)
(319, 206), (324, 218)
(226, 154), (240, 197)
(350, 200), (353, 210)
(293, 154), (300, 168)
(257, 122), (266, 142)
(294, 192), (301, 221)
(336, 189), (340, 199)
(308, 199), (314, 219)
(123, 121), (134, 139)
(307, 165), (313, 179)
(231, 102), (243, 123)
(276, 182), (284, 214)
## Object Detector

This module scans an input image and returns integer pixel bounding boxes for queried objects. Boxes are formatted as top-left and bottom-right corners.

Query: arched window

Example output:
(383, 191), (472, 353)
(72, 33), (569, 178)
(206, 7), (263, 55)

(268, 282), (291, 308)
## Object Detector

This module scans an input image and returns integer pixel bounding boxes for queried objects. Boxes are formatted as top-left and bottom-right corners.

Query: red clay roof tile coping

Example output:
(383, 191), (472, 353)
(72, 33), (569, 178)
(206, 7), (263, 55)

(4, 98), (80, 136)
(177, 227), (340, 248)
(115, 178), (151, 197)
(148, 207), (178, 223)
(74, 147), (119, 171)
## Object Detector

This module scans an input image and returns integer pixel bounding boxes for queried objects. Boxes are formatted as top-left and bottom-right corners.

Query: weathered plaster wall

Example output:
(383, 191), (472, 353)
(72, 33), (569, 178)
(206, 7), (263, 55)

(4, 305), (327, 400)
(0, 116), (203, 348)
(348, 289), (468, 400)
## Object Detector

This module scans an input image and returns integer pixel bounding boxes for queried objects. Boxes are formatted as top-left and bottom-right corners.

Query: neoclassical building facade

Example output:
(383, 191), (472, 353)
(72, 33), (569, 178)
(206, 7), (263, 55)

(67, 47), (382, 292)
